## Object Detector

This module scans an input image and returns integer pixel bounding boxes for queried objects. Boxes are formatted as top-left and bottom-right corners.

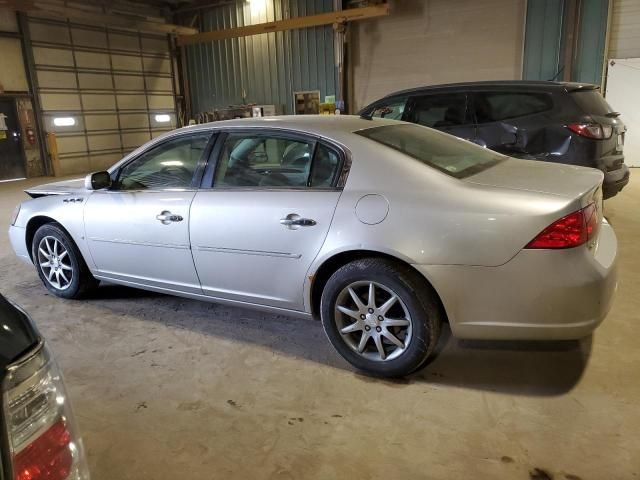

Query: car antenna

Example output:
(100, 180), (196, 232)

(360, 112), (373, 120)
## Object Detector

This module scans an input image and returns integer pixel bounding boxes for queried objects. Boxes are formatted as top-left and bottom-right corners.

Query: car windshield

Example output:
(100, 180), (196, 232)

(356, 123), (504, 178)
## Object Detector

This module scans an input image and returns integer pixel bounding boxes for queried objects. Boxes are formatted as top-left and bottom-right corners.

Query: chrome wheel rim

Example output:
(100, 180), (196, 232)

(334, 281), (412, 362)
(37, 236), (73, 291)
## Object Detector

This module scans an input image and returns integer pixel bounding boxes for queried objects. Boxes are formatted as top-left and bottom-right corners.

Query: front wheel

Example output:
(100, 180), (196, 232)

(32, 223), (98, 299)
(320, 258), (442, 378)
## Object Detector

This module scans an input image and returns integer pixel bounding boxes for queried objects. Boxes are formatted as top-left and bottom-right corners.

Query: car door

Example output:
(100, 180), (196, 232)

(404, 92), (476, 142)
(190, 130), (345, 311)
(84, 131), (213, 293)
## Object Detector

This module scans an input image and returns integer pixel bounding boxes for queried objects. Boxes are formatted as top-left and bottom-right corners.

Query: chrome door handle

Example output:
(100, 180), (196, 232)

(156, 211), (183, 224)
(280, 214), (316, 227)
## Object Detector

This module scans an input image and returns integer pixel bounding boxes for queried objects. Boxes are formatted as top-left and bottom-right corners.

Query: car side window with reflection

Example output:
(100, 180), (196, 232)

(115, 133), (211, 191)
(474, 92), (553, 123)
(214, 134), (340, 189)
(370, 98), (407, 120)
(407, 94), (470, 128)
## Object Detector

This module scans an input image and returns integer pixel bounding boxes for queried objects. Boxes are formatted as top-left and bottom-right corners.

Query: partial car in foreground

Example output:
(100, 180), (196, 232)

(0, 294), (89, 480)
(360, 80), (629, 198)
(9, 116), (617, 377)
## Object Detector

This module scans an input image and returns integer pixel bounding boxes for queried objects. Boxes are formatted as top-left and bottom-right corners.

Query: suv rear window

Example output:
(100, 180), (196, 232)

(571, 90), (614, 116)
(356, 124), (503, 179)
(475, 92), (553, 123)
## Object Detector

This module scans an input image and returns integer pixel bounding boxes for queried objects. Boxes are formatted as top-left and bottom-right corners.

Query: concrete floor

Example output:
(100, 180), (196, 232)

(0, 175), (638, 480)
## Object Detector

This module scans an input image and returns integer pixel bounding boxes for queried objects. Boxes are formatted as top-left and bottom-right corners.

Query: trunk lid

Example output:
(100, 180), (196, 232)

(24, 177), (86, 198)
(465, 158), (603, 201)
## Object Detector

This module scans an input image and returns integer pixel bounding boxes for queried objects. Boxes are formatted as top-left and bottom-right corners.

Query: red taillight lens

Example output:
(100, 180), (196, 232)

(13, 420), (73, 480)
(526, 203), (598, 249)
(566, 123), (613, 139)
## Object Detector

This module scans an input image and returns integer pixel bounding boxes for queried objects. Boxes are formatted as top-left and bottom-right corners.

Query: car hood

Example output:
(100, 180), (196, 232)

(0, 295), (40, 370)
(464, 158), (604, 199)
(25, 177), (86, 198)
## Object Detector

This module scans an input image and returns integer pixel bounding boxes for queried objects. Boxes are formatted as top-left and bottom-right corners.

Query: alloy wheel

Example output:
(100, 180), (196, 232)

(37, 236), (73, 290)
(334, 281), (413, 362)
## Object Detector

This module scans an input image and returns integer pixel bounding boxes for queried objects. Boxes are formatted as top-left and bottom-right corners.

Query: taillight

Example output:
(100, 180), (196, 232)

(566, 123), (613, 139)
(2, 344), (90, 480)
(525, 203), (598, 249)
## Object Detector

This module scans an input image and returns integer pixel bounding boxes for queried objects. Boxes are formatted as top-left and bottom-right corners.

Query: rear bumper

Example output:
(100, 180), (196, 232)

(603, 164), (630, 199)
(416, 220), (618, 340)
(9, 225), (32, 265)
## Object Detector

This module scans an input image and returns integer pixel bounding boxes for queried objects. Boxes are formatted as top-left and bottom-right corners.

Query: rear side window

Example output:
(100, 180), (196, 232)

(474, 92), (553, 123)
(369, 98), (407, 120)
(406, 93), (470, 128)
(571, 90), (614, 116)
(356, 124), (503, 179)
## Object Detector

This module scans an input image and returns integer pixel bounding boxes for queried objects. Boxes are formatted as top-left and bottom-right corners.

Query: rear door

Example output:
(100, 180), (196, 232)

(472, 90), (554, 154)
(404, 92), (476, 142)
(190, 130), (344, 311)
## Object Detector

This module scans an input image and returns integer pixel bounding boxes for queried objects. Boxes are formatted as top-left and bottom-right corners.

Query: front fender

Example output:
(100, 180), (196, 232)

(13, 194), (96, 271)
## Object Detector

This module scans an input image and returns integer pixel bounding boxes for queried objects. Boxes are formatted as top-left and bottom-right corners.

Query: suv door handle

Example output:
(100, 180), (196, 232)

(156, 211), (183, 224)
(280, 214), (316, 227)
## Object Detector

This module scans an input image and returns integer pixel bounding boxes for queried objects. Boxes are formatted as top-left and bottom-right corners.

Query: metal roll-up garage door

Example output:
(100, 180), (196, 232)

(27, 17), (177, 175)
(608, 0), (640, 60)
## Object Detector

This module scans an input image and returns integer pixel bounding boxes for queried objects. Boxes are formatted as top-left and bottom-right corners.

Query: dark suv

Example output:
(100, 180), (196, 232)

(360, 81), (629, 198)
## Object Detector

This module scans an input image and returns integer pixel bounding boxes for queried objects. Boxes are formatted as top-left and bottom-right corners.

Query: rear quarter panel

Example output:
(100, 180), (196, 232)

(307, 134), (577, 273)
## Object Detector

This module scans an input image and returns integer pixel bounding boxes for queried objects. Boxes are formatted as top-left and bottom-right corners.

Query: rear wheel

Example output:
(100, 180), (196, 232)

(32, 223), (98, 299)
(320, 258), (442, 377)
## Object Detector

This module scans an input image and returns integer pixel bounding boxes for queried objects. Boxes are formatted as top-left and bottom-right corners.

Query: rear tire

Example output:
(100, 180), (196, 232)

(32, 223), (98, 299)
(320, 258), (442, 378)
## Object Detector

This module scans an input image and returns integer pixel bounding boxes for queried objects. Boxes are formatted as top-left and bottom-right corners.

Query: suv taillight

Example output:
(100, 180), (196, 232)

(525, 203), (599, 249)
(566, 123), (613, 139)
(2, 344), (89, 480)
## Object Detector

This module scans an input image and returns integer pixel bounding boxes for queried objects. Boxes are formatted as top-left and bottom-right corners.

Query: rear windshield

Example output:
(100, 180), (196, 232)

(571, 90), (614, 116)
(356, 124), (503, 179)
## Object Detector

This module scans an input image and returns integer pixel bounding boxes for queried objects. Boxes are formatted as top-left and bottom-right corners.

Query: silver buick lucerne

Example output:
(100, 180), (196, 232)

(9, 116), (617, 377)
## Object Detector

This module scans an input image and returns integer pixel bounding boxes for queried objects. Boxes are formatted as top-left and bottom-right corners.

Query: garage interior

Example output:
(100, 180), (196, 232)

(0, 0), (638, 479)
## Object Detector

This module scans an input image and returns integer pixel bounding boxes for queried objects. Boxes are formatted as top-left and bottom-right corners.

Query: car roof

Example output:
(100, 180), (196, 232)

(376, 80), (598, 100)
(178, 114), (399, 139)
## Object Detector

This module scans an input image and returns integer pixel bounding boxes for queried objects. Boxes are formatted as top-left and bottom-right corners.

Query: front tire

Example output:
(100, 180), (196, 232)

(32, 223), (98, 299)
(320, 258), (442, 378)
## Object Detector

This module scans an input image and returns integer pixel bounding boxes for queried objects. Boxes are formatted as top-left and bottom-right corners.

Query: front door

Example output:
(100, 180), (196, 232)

(84, 131), (212, 293)
(0, 99), (26, 181)
(190, 131), (344, 311)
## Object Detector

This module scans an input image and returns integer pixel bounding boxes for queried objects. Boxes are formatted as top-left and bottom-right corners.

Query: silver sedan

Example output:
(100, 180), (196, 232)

(8, 116), (617, 377)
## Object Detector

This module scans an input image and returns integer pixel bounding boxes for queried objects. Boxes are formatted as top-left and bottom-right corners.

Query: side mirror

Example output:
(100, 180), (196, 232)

(84, 171), (111, 190)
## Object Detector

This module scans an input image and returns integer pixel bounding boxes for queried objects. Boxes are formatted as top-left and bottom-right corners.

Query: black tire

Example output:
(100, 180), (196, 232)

(31, 223), (99, 299)
(320, 258), (442, 378)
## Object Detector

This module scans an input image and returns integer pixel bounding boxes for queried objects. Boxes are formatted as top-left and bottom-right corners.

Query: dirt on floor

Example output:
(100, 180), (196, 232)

(0, 174), (638, 480)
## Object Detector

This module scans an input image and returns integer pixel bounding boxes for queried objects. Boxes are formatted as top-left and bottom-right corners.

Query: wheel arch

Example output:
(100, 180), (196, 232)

(308, 249), (449, 323)
(25, 216), (73, 261)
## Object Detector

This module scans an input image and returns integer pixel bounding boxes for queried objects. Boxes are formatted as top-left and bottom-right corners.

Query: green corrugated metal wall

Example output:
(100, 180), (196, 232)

(523, 0), (609, 85)
(183, 0), (338, 115)
(523, 0), (565, 81)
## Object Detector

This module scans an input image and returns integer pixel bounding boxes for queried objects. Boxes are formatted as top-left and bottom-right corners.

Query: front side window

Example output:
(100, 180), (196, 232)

(115, 133), (211, 190)
(356, 124), (503, 179)
(406, 93), (470, 128)
(214, 133), (340, 188)
(474, 92), (553, 123)
(370, 98), (408, 120)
